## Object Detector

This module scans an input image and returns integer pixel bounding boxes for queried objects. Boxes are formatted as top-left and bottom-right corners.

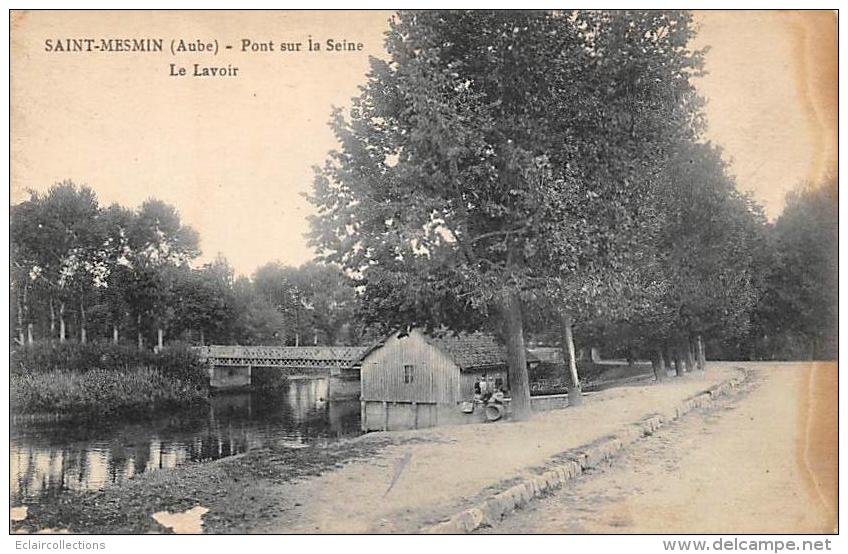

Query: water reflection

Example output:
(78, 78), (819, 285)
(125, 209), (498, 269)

(10, 378), (361, 505)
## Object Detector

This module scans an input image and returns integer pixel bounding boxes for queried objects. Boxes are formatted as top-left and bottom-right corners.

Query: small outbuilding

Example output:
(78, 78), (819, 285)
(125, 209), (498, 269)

(359, 328), (545, 431)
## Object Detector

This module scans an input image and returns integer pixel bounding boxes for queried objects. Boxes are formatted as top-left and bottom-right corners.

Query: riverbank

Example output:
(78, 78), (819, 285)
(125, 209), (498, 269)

(11, 368), (209, 421)
(11, 382), (361, 511)
(11, 342), (209, 420)
(12, 362), (751, 534)
(11, 426), (433, 533)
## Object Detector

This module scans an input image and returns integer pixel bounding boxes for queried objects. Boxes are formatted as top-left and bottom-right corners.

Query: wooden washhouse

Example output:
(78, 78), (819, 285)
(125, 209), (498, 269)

(359, 328), (549, 431)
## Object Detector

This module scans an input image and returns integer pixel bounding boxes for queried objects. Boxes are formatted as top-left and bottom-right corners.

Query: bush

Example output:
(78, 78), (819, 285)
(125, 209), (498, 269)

(10, 341), (210, 419)
(148, 341), (210, 388)
(11, 341), (208, 383)
(11, 367), (208, 419)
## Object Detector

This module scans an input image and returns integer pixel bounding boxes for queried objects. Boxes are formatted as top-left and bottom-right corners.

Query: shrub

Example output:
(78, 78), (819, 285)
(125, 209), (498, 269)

(11, 341), (208, 382)
(10, 367), (209, 419)
(10, 341), (210, 419)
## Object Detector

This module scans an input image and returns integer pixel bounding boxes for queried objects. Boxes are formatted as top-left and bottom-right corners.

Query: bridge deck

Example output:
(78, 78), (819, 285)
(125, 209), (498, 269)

(192, 345), (368, 370)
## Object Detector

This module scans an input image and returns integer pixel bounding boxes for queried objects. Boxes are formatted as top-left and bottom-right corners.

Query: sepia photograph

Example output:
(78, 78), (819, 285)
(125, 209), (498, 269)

(7, 6), (838, 540)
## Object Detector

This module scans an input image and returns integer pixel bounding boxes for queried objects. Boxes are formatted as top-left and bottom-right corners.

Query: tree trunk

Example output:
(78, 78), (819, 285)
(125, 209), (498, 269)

(23, 284), (32, 344)
(199, 328), (205, 346)
(294, 309), (300, 346)
(559, 312), (582, 406)
(590, 347), (601, 363)
(697, 335), (706, 371)
(501, 289), (531, 420)
(686, 338), (697, 372)
(157, 328), (164, 352)
(49, 298), (56, 339)
(80, 301), (87, 344)
(137, 314), (143, 350)
(673, 347), (684, 377)
(16, 287), (25, 346)
(653, 348), (667, 382)
(113, 324), (119, 345)
(665, 347), (674, 375)
(59, 302), (66, 343)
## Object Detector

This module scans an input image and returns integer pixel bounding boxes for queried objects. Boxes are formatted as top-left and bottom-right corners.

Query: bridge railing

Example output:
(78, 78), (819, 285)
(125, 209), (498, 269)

(191, 345), (368, 370)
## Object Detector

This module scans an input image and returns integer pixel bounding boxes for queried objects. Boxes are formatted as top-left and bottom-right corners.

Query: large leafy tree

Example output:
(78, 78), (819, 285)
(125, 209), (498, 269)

(534, 10), (706, 394)
(171, 256), (237, 346)
(10, 182), (102, 343)
(310, 10), (705, 416)
(310, 10), (583, 418)
(253, 262), (300, 344)
(124, 199), (199, 349)
(252, 261), (360, 346)
(659, 142), (766, 366)
(10, 195), (44, 344)
(288, 262), (360, 346)
(99, 204), (137, 344)
(230, 275), (288, 345)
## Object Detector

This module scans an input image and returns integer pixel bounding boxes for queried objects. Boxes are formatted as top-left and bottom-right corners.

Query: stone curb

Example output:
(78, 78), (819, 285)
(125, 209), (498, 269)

(420, 368), (751, 534)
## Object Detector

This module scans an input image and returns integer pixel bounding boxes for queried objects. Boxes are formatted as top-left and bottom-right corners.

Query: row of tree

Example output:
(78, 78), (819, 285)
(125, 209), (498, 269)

(10, 170), (833, 361)
(307, 10), (835, 419)
(747, 183), (838, 361)
(10, 183), (364, 349)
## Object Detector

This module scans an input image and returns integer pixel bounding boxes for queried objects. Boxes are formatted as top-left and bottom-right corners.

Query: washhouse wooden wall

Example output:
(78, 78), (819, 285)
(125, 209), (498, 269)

(360, 329), (462, 404)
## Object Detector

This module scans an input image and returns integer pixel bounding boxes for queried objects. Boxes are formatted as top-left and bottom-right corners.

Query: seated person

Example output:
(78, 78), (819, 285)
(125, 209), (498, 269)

(479, 376), (493, 403)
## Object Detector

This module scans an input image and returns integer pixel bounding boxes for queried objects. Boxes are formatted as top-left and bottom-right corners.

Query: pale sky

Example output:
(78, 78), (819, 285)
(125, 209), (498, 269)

(11, 10), (837, 276)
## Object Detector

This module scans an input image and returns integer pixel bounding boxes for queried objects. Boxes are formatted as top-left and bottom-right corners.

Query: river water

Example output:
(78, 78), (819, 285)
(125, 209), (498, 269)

(10, 378), (361, 506)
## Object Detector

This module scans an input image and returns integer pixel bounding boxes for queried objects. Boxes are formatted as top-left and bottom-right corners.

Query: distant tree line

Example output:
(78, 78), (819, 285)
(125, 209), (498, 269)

(10, 182), (365, 350)
(11, 174), (832, 363)
(742, 182), (837, 361)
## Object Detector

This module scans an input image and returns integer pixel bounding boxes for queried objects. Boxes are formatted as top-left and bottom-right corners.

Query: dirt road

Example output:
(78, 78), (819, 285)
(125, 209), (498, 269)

(257, 365), (742, 533)
(480, 362), (837, 534)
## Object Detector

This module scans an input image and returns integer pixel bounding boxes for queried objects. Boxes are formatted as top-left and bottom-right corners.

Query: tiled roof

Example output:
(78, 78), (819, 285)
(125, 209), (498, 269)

(428, 332), (508, 370)
(358, 329), (548, 370)
(426, 332), (544, 370)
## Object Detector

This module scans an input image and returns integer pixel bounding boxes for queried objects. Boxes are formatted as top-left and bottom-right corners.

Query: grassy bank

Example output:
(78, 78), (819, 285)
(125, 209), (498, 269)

(11, 342), (210, 419)
(10, 432), (415, 534)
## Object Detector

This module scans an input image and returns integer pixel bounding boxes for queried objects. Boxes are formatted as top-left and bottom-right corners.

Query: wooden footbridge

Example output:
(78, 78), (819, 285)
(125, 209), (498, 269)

(192, 345), (368, 392)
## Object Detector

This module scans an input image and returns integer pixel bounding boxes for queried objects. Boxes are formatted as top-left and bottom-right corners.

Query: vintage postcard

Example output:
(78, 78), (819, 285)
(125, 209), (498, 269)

(8, 8), (838, 540)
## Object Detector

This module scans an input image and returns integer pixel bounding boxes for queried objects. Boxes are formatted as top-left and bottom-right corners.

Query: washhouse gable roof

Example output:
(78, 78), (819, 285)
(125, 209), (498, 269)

(360, 329), (541, 371)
